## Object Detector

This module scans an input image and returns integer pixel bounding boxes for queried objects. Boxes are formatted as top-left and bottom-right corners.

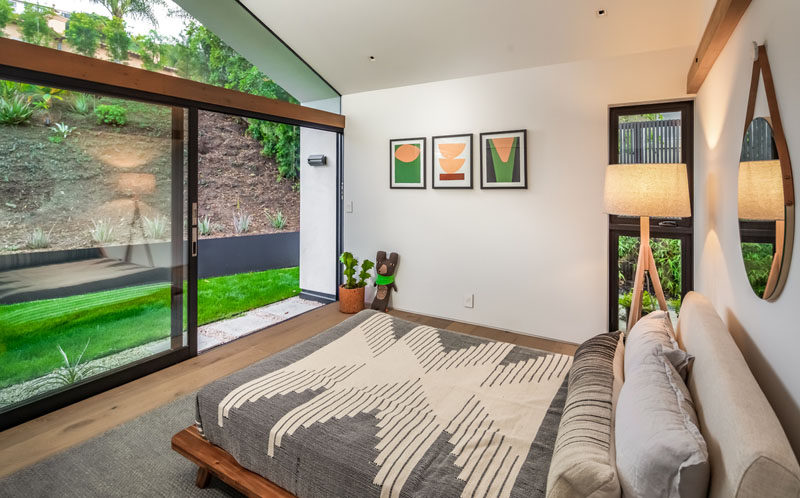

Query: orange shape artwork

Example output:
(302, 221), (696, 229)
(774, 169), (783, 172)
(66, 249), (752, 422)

(394, 144), (421, 162)
(438, 158), (466, 173)
(490, 137), (515, 162)
(438, 142), (466, 159)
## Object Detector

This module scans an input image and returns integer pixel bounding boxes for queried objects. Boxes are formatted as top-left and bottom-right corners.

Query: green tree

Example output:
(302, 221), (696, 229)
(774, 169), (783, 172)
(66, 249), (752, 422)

(65, 13), (105, 57)
(19, 4), (55, 47)
(103, 17), (130, 62)
(90, 0), (165, 26)
(0, 0), (13, 36)
(133, 30), (165, 71)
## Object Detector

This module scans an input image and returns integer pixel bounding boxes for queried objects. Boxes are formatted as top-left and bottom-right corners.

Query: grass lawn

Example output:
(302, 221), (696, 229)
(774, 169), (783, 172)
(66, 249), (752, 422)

(0, 267), (300, 389)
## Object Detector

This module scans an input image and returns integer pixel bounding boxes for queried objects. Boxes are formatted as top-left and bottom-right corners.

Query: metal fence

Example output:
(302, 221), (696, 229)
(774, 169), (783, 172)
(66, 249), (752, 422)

(618, 119), (682, 164)
(740, 118), (778, 161)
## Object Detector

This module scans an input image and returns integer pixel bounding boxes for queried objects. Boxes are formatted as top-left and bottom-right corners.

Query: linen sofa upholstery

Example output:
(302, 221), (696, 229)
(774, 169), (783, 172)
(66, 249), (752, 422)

(675, 292), (800, 497)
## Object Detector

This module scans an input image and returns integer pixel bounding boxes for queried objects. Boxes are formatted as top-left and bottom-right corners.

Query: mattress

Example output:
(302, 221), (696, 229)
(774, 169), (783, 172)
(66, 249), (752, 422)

(196, 310), (571, 498)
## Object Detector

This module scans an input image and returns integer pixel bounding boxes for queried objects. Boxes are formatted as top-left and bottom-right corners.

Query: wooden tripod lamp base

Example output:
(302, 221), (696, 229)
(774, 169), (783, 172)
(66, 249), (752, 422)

(627, 216), (669, 331)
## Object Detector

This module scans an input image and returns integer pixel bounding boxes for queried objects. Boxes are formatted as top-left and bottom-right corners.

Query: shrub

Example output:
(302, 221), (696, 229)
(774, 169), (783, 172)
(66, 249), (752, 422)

(26, 227), (51, 249)
(64, 12), (104, 57)
(134, 31), (165, 71)
(0, 96), (34, 125)
(0, 0), (12, 36)
(70, 93), (94, 115)
(264, 209), (286, 230)
(90, 219), (114, 244)
(143, 215), (167, 239)
(198, 215), (212, 236)
(95, 104), (127, 126)
(19, 4), (55, 47)
(103, 17), (130, 62)
(247, 120), (300, 181)
(232, 211), (251, 234)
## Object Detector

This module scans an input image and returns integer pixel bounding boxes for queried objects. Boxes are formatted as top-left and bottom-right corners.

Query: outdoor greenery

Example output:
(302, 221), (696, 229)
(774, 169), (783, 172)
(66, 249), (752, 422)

(265, 209), (287, 230)
(742, 242), (773, 297)
(95, 103), (128, 125)
(1, 1), (301, 180)
(25, 227), (51, 249)
(0, 95), (33, 124)
(0, 267), (300, 388)
(340, 252), (374, 289)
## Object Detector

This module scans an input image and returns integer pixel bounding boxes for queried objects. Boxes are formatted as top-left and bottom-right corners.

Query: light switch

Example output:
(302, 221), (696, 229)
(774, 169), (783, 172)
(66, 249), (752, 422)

(464, 293), (474, 308)
(345, 200), (353, 213)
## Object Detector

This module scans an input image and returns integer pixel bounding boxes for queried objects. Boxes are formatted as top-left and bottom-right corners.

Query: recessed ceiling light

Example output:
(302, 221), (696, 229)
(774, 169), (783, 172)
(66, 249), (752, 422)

(368, 56), (376, 62)
(595, 8), (608, 17)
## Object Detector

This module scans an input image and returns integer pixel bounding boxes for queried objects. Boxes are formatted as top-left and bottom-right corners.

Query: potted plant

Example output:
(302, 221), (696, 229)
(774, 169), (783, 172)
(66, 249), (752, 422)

(339, 252), (374, 313)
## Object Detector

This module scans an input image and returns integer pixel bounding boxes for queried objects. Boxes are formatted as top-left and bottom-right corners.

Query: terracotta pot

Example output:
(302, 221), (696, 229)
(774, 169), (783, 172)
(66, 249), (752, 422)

(339, 285), (366, 314)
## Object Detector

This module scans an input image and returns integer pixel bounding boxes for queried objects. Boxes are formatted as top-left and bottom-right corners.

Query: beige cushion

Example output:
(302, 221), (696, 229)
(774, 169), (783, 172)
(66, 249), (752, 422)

(547, 332), (624, 498)
(615, 344), (709, 497)
(676, 292), (800, 498)
(625, 310), (693, 381)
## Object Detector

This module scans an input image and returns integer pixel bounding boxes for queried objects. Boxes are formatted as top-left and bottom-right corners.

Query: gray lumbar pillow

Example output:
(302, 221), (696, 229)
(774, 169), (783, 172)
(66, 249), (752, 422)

(615, 344), (709, 498)
(547, 331), (624, 498)
(625, 310), (693, 380)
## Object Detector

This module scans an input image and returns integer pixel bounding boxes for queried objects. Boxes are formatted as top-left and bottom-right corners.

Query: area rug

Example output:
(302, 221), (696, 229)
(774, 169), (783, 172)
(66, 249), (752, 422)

(0, 394), (241, 497)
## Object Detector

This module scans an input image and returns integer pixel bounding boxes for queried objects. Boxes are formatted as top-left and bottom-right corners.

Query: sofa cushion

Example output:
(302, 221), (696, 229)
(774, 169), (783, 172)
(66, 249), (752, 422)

(615, 344), (709, 498)
(625, 310), (693, 380)
(676, 292), (800, 498)
(546, 331), (623, 498)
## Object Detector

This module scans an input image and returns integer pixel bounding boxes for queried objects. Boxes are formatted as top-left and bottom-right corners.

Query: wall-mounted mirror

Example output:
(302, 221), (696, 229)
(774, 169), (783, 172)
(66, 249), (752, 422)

(738, 45), (795, 301)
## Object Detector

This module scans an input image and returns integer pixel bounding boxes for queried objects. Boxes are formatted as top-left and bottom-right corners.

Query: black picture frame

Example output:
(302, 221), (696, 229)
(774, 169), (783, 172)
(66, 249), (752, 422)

(431, 133), (473, 189)
(480, 129), (527, 189)
(389, 137), (426, 189)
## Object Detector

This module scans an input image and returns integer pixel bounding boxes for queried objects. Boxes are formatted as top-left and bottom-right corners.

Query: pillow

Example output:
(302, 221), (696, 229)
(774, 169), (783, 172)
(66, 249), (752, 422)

(615, 344), (709, 498)
(546, 331), (624, 498)
(625, 310), (693, 380)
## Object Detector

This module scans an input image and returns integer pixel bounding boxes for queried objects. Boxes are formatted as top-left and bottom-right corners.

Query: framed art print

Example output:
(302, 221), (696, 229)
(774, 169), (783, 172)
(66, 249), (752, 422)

(480, 130), (527, 189)
(390, 137), (426, 189)
(432, 134), (472, 189)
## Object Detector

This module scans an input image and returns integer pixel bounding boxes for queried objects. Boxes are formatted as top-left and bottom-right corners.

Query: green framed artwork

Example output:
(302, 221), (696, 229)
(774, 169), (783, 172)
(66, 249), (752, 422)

(390, 137), (426, 189)
(480, 130), (527, 189)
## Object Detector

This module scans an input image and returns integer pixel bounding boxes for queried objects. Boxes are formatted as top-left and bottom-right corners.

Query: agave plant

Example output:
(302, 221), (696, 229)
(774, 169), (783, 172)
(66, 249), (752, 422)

(90, 218), (115, 244)
(26, 227), (52, 249)
(70, 93), (93, 115)
(33, 340), (103, 390)
(143, 214), (168, 239)
(0, 96), (34, 125)
(50, 122), (75, 139)
(264, 209), (287, 230)
(232, 211), (251, 234)
(198, 214), (212, 236)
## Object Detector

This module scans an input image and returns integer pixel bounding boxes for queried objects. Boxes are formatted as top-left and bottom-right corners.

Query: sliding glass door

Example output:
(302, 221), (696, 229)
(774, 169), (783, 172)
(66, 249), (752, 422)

(0, 79), (189, 425)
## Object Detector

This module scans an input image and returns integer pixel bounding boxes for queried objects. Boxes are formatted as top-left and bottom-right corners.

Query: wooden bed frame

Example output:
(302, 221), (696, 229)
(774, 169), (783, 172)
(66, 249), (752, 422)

(171, 426), (294, 498)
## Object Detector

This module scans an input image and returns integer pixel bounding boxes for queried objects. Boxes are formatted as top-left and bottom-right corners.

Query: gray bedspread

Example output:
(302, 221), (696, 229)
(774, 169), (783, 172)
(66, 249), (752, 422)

(196, 310), (571, 498)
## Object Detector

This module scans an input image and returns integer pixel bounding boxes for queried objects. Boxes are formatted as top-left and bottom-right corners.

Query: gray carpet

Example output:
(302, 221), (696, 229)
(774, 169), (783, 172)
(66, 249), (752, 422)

(0, 394), (242, 497)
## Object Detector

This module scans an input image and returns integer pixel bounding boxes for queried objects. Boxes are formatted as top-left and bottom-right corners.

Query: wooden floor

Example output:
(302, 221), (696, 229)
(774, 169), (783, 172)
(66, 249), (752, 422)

(0, 304), (576, 478)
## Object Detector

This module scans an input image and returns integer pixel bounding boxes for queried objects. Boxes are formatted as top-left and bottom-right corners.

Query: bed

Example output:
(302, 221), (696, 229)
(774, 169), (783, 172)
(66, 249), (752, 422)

(173, 293), (800, 498)
(176, 310), (572, 498)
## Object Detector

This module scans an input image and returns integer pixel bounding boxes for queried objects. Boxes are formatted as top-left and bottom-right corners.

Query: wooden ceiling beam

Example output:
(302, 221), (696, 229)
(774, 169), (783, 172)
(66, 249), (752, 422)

(0, 38), (345, 131)
(687, 0), (751, 94)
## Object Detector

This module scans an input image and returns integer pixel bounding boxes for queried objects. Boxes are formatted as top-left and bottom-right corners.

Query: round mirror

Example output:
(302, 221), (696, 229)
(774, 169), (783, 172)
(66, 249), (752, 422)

(738, 117), (794, 300)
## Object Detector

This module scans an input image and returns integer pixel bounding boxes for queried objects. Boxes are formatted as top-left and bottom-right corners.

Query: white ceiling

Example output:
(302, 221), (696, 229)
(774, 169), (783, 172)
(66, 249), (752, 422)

(239, 0), (703, 96)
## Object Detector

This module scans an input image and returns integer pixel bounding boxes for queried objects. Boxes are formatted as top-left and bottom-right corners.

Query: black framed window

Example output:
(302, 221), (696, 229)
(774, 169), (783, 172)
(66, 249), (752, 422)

(608, 101), (694, 332)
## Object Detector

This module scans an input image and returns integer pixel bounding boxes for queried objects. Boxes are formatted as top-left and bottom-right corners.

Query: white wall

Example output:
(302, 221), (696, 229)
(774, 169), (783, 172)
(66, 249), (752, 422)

(694, 0), (800, 454)
(299, 128), (338, 298)
(342, 46), (692, 344)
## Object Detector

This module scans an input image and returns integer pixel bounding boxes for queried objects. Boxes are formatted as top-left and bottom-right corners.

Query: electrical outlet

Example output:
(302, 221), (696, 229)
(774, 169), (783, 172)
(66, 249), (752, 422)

(463, 293), (474, 308)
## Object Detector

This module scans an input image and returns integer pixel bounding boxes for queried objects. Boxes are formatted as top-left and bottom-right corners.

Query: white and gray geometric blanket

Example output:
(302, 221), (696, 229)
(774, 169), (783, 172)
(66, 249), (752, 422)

(196, 310), (571, 498)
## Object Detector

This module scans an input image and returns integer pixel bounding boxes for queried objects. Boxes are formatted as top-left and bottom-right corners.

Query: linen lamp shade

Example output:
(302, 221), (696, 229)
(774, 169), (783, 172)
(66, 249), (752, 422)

(738, 160), (785, 221)
(603, 163), (691, 218)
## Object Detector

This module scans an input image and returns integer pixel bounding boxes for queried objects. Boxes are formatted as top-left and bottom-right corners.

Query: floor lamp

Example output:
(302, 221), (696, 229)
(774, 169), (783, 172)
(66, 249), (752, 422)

(738, 159), (785, 299)
(603, 163), (691, 331)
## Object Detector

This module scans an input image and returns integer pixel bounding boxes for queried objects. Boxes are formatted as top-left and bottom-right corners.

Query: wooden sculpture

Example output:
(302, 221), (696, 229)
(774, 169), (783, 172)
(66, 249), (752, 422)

(371, 251), (398, 312)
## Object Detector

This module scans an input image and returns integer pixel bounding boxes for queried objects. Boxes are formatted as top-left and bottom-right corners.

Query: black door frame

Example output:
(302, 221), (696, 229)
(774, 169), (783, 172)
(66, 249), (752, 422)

(607, 101), (695, 332)
(0, 66), (344, 430)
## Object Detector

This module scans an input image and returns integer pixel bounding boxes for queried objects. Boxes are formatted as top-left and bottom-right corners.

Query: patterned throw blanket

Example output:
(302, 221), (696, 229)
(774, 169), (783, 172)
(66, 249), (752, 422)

(196, 310), (571, 498)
